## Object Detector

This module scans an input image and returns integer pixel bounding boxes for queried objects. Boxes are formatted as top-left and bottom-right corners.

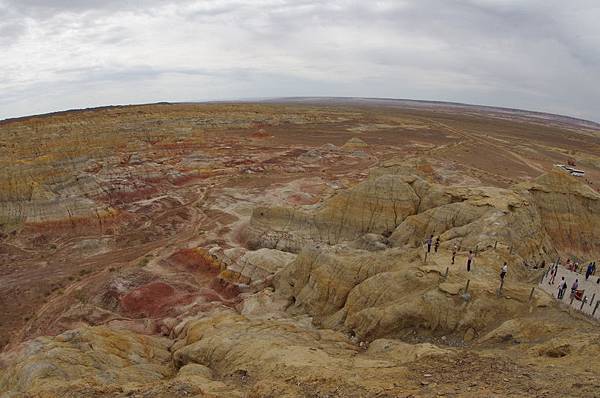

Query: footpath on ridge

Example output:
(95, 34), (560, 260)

(540, 265), (600, 319)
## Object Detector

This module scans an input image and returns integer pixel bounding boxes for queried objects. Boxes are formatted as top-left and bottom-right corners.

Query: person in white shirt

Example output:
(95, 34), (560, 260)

(500, 262), (508, 281)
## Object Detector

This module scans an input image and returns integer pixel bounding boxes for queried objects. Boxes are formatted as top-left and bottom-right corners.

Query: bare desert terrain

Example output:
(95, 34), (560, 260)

(0, 99), (599, 397)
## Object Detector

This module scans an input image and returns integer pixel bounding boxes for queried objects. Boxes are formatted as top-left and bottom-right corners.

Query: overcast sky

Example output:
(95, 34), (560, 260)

(1, 0), (599, 121)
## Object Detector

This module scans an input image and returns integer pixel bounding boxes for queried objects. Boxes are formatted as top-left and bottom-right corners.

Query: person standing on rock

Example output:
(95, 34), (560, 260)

(466, 250), (474, 272)
(500, 262), (508, 281)
(434, 237), (440, 253)
(558, 277), (567, 299)
(452, 244), (458, 265)
(426, 235), (433, 253)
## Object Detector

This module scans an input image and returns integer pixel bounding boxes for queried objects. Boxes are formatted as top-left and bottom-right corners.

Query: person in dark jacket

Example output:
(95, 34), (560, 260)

(466, 250), (474, 272)
(557, 277), (567, 299)
(586, 263), (594, 280)
(451, 244), (458, 265)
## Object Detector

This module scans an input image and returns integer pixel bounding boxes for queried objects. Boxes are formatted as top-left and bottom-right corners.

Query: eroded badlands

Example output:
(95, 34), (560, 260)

(1, 100), (599, 397)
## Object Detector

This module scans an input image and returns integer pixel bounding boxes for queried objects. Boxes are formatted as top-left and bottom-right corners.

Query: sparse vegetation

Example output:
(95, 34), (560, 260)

(138, 256), (151, 267)
(73, 289), (87, 303)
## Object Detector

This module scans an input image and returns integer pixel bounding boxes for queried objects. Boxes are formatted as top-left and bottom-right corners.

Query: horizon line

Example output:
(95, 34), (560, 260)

(1, 96), (599, 128)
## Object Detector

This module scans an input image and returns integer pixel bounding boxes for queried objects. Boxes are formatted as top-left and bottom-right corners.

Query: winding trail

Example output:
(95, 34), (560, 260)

(427, 118), (546, 176)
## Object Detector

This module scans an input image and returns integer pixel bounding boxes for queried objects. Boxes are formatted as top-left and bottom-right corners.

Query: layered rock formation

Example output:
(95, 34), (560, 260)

(245, 168), (583, 262)
(247, 166), (599, 343)
(0, 327), (173, 396)
(245, 172), (449, 250)
(273, 245), (549, 341)
(2, 101), (600, 397)
(523, 170), (600, 258)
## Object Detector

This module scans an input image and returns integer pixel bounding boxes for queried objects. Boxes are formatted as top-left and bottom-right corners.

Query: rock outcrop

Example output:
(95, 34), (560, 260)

(342, 137), (368, 150)
(273, 245), (544, 341)
(219, 248), (297, 286)
(246, 167), (600, 342)
(245, 172), (455, 251)
(171, 309), (418, 397)
(0, 327), (173, 396)
(523, 170), (600, 258)
(389, 184), (556, 261)
(245, 168), (583, 261)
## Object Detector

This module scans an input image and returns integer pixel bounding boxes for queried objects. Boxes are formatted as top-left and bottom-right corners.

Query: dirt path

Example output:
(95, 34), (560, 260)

(9, 183), (214, 344)
(539, 265), (600, 319)
(427, 119), (546, 176)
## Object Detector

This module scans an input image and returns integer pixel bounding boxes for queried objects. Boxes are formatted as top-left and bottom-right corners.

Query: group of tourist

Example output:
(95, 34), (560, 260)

(424, 235), (598, 309)
(425, 235), (440, 254)
(547, 257), (600, 303)
(562, 259), (597, 279)
(547, 263), (571, 300)
(427, 235), (470, 268)
(425, 235), (498, 276)
(565, 258), (579, 272)
(555, 257), (599, 283)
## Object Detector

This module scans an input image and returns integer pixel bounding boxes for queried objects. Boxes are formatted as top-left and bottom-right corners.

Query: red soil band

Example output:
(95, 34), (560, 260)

(120, 281), (197, 318)
(167, 248), (221, 273)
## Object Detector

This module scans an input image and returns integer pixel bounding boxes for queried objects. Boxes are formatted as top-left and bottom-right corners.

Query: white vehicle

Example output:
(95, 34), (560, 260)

(554, 164), (585, 177)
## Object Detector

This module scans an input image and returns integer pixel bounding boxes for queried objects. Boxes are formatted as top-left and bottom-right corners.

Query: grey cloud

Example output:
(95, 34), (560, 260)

(0, 0), (599, 121)
(1, 0), (175, 15)
(0, 20), (25, 45)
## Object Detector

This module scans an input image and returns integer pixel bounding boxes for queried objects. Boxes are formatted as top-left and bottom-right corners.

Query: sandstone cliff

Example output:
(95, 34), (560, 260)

(523, 170), (600, 258)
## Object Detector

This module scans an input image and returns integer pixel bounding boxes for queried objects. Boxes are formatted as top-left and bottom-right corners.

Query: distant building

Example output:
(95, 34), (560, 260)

(554, 164), (585, 177)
